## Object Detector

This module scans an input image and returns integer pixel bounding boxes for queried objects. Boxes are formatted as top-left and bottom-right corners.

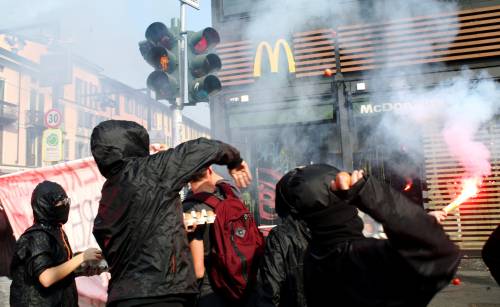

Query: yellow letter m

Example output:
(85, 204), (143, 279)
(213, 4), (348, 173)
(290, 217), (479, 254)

(253, 39), (296, 77)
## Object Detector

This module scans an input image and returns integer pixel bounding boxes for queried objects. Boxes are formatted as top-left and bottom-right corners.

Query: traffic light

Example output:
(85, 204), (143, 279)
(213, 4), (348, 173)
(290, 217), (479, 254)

(186, 27), (222, 104)
(140, 21), (179, 101)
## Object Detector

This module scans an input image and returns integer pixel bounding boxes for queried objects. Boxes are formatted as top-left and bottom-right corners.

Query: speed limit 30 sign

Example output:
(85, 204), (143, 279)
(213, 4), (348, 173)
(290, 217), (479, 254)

(45, 109), (62, 128)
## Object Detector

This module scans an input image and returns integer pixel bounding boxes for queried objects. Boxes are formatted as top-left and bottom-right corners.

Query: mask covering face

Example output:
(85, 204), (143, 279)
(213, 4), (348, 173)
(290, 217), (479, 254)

(53, 197), (71, 224)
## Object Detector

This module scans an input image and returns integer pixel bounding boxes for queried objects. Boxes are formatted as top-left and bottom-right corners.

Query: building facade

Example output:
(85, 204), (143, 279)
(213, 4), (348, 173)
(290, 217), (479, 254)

(0, 34), (210, 174)
(210, 0), (500, 250)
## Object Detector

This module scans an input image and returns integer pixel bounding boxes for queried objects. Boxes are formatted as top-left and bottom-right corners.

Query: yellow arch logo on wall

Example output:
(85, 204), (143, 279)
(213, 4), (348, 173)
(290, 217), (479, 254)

(253, 39), (296, 77)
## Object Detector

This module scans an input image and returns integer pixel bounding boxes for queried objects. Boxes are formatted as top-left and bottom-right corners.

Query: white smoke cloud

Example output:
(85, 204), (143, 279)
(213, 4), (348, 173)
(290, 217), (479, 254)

(240, 0), (500, 183)
(387, 69), (500, 178)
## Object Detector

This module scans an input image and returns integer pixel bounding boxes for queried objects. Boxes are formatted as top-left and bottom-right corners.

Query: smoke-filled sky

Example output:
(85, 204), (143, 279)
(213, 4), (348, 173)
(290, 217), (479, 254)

(0, 0), (212, 127)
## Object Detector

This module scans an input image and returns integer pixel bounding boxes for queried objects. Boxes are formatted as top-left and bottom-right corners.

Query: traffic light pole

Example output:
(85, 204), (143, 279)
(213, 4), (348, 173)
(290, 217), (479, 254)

(172, 2), (189, 147)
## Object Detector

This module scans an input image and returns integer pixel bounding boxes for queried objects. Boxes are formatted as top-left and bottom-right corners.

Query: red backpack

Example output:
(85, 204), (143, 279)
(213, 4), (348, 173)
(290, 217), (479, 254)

(188, 182), (265, 301)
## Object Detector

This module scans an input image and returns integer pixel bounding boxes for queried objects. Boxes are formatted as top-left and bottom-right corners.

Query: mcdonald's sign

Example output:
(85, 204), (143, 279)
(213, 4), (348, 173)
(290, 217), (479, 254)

(253, 39), (296, 77)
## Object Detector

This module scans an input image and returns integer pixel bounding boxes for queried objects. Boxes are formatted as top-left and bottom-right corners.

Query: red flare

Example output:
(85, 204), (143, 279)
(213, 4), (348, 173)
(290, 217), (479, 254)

(443, 176), (481, 213)
(403, 179), (412, 191)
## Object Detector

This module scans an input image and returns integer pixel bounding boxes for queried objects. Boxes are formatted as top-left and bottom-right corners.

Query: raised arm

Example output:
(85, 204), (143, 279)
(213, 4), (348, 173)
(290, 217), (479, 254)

(150, 138), (248, 192)
(346, 174), (460, 278)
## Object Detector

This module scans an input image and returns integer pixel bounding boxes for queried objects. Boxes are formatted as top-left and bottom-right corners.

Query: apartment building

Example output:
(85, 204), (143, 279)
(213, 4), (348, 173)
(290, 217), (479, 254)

(0, 34), (210, 175)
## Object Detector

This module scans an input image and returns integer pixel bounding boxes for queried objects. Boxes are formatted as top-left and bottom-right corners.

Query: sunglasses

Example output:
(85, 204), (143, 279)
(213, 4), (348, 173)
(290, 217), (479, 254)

(55, 197), (71, 207)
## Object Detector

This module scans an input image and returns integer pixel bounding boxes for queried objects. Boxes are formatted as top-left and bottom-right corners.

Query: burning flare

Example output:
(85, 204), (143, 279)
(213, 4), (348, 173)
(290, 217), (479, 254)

(403, 179), (413, 191)
(443, 176), (481, 213)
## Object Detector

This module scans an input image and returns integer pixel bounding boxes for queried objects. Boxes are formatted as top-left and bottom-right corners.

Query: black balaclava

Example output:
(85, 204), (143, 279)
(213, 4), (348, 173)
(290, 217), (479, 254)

(276, 164), (364, 248)
(31, 181), (70, 226)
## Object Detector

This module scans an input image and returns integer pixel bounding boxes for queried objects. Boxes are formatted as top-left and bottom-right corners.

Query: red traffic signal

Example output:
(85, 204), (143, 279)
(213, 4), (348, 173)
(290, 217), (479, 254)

(187, 27), (222, 103)
(189, 27), (220, 54)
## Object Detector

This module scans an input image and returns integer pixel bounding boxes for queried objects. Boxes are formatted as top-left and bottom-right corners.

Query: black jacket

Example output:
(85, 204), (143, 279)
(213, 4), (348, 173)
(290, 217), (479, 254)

(482, 224), (500, 285)
(0, 206), (15, 277)
(256, 215), (310, 307)
(10, 181), (77, 307)
(90, 120), (243, 303)
(304, 175), (461, 307)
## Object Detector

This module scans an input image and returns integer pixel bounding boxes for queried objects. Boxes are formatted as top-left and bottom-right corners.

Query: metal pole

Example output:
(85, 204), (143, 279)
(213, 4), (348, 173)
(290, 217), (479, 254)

(173, 2), (188, 147)
(336, 77), (353, 171)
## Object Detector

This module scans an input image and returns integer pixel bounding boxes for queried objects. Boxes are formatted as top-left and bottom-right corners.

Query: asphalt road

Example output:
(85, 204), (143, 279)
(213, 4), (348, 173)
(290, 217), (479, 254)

(429, 257), (500, 307)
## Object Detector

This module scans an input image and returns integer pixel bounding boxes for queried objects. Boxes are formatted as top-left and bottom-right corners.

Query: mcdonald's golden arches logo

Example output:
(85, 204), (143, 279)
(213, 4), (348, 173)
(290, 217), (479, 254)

(253, 39), (296, 77)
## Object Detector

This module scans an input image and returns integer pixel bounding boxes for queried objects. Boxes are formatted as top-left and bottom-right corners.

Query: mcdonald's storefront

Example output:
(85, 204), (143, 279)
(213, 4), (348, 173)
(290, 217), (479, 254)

(210, 0), (500, 249)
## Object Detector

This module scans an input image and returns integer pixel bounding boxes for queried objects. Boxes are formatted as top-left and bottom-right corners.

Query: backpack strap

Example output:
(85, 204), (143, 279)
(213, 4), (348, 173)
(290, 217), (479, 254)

(187, 192), (223, 210)
(216, 182), (237, 200)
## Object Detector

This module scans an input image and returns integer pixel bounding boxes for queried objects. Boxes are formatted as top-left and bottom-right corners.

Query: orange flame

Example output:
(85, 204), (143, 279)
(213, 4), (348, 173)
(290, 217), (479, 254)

(443, 177), (481, 213)
(403, 179), (412, 191)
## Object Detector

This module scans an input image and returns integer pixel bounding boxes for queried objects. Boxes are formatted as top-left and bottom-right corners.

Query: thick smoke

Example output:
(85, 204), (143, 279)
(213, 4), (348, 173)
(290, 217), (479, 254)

(242, 0), (499, 181)
(389, 69), (499, 178)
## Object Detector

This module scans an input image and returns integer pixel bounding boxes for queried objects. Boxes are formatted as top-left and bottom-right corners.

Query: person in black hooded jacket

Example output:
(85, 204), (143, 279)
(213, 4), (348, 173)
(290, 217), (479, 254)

(90, 120), (252, 307)
(482, 224), (500, 285)
(255, 175), (311, 307)
(276, 164), (460, 307)
(10, 181), (103, 307)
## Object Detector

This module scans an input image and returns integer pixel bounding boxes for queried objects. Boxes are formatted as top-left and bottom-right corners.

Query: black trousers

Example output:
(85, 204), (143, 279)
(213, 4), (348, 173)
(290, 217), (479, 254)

(109, 294), (196, 307)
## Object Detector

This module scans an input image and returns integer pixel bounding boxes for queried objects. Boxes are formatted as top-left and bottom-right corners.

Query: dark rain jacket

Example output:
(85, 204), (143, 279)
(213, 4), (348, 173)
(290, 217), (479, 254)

(10, 181), (77, 307)
(298, 168), (460, 307)
(90, 120), (244, 304)
(0, 205), (15, 277)
(482, 224), (500, 285)
(256, 215), (310, 307)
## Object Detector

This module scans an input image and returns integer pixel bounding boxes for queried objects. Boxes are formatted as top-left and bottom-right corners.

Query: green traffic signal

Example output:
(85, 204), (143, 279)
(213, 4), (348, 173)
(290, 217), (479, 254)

(189, 75), (222, 102)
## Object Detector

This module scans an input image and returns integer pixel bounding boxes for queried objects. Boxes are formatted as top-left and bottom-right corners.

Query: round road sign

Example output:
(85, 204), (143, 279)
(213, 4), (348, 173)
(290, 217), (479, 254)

(44, 109), (62, 128)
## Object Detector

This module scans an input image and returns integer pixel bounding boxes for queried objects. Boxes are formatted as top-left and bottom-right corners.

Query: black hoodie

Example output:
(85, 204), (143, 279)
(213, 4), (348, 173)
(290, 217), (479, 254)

(277, 164), (460, 307)
(90, 120), (243, 304)
(10, 181), (77, 307)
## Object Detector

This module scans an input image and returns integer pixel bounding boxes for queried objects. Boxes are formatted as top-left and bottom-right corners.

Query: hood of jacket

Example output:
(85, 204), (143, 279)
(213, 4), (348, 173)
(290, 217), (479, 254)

(91, 120), (150, 178)
(31, 181), (69, 225)
(276, 164), (364, 247)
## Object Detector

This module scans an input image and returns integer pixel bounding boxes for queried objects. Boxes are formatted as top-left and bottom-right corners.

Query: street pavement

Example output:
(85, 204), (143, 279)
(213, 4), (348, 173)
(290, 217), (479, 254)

(2, 257), (499, 307)
(429, 257), (500, 307)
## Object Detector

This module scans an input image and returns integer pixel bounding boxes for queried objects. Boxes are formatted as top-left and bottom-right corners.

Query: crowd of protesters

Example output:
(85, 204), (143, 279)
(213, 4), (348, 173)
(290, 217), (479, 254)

(0, 120), (499, 307)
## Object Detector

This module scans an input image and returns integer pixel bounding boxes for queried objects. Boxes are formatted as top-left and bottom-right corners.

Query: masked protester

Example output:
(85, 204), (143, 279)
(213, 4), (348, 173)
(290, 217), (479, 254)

(482, 225), (500, 285)
(276, 164), (460, 307)
(255, 173), (311, 307)
(10, 181), (102, 307)
(90, 120), (252, 307)
(0, 203), (15, 305)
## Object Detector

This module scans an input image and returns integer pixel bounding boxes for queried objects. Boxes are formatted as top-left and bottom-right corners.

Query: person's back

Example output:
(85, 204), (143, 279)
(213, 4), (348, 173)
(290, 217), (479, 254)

(276, 165), (460, 307)
(183, 173), (233, 307)
(91, 120), (251, 306)
(256, 215), (310, 307)
(184, 166), (262, 307)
